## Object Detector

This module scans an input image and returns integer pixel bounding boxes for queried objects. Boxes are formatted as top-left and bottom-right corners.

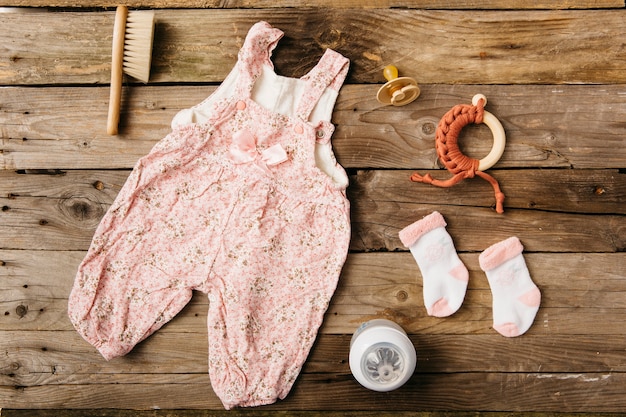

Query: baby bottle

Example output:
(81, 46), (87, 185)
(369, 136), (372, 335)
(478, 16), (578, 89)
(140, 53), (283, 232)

(349, 319), (417, 391)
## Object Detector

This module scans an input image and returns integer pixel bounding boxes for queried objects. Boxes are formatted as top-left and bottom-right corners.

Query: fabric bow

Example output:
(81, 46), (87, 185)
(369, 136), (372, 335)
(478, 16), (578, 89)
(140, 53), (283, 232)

(229, 129), (288, 172)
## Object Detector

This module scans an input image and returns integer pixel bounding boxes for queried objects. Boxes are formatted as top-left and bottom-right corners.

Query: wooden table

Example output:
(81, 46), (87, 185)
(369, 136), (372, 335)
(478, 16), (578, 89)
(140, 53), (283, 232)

(1, 1), (625, 416)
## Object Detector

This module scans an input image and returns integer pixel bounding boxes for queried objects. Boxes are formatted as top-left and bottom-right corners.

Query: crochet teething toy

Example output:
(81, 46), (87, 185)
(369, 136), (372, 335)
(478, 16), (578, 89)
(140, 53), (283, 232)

(411, 94), (506, 213)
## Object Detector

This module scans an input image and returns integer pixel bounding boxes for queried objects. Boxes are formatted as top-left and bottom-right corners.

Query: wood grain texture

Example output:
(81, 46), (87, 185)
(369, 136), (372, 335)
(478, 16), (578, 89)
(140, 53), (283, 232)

(4, 413), (621, 417)
(1, 326), (626, 411)
(1, 0), (623, 8)
(3, 413), (623, 417)
(1, 369), (626, 410)
(1, 250), (624, 334)
(1, 169), (624, 252)
(1, 1), (625, 414)
(3, 331), (626, 381)
(2, 9), (626, 85)
(2, 85), (626, 170)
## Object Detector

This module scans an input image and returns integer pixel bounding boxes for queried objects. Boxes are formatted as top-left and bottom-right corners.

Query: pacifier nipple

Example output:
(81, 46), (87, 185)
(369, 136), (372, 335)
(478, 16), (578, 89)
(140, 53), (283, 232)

(376, 65), (420, 106)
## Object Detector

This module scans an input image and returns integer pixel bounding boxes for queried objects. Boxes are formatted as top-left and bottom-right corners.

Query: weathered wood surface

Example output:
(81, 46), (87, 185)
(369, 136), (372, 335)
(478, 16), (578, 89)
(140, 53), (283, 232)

(1, 169), (625, 252)
(1, 250), (624, 334)
(2, 85), (626, 170)
(5, 413), (622, 417)
(3, 413), (624, 417)
(1, 0), (624, 8)
(2, 371), (626, 410)
(6, 413), (622, 417)
(2, 9), (626, 85)
(1, 1), (625, 415)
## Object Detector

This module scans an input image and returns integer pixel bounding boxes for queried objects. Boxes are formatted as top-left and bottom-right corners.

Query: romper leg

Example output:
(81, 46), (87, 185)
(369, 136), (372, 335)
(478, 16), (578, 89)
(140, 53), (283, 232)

(206, 192), (350, 409)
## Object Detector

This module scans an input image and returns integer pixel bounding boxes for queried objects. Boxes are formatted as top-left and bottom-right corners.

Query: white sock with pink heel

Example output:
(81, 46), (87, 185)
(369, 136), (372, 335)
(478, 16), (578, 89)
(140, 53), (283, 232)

(399, 211), (469, 317)
(479, 236), (541, 337)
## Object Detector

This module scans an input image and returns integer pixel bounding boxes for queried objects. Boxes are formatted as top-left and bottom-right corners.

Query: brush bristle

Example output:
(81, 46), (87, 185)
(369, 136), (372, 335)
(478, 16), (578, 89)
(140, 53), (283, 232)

(123, 10), (155, 83)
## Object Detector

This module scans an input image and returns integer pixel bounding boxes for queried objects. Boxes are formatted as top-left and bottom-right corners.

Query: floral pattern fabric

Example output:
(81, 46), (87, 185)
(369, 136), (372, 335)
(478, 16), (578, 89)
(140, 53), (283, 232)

(68, 21), (350, 409)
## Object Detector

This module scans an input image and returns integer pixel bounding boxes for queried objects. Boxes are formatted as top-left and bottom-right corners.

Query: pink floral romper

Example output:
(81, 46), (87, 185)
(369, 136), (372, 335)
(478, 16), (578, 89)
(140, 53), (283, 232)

(68, 21), (351, 409)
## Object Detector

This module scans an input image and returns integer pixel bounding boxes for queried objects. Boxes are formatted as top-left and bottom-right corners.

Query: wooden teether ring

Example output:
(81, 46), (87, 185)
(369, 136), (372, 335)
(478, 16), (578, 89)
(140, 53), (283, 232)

(471, 94), (506, 171)
(410, 94), (507, 213)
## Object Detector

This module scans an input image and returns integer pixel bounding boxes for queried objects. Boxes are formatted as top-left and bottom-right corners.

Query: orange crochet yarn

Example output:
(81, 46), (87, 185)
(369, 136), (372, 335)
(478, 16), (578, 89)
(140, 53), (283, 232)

(411, 96), (505, 214)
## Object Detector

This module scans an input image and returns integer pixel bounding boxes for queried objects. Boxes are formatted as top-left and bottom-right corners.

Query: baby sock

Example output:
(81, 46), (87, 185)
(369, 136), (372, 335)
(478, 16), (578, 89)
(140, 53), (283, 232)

(399, 211), (469, 317)
(479, 237), (541, 337)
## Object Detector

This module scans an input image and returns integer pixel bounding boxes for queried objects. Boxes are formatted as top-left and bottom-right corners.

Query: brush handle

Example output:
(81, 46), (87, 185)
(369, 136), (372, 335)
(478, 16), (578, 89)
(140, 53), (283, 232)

(107, 5), (128, 135)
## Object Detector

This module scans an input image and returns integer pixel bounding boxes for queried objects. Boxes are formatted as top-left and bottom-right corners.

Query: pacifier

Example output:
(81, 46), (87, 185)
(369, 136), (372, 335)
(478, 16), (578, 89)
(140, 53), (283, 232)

(376, 65), (420, 106)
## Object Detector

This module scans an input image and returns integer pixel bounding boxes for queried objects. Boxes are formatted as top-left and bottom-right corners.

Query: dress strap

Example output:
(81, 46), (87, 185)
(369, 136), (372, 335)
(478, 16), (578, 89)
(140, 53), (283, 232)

(296, 49), (350, 121)
(234, 21), (284, 98)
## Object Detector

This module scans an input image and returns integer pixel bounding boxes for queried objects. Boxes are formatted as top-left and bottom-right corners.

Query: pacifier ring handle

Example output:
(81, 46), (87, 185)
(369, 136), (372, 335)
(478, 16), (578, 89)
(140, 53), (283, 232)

(410, 94), (507, 214)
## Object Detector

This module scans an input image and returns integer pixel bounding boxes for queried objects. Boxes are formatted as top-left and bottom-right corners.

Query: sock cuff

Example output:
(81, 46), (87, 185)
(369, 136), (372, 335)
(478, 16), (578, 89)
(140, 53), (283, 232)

(399, 211), (447, 247)
(479, 236), (524, 271)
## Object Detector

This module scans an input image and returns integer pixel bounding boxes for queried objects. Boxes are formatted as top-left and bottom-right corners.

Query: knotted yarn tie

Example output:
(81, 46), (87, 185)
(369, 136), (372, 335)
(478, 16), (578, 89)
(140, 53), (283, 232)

(411, 96), (506, 213)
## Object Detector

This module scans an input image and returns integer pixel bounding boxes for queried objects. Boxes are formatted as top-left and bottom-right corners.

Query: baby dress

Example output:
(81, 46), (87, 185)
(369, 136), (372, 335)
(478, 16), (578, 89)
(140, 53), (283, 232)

(68, 21), (351, 409)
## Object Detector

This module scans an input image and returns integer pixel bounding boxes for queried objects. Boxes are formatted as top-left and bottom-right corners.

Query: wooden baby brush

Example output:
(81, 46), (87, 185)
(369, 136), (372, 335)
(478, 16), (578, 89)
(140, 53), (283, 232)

(107, 5), (155, 135)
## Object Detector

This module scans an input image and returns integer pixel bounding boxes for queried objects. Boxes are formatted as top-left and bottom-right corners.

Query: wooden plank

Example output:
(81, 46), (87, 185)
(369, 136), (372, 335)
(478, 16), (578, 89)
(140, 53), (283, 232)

(3, 412), (619, 417)
(1, 168), (624, 214)
(5, 284), (626, 335)
(1, 169), (624, 252)
(350, 202), (626, 252)
(2, 85), (626, 170)
(2, 330), (626, 412)
(1, 0), (622, 9)
(1, 250), (624, 333)
(226, 0), (626, 6)
(2, 412), (621, 417)
(335, 85), (626, 170)
(2, 331), (626, 384)
(0, 411), (622, 417)
(350, 169), (626, 215)
(1, 371), (625, 411)
(2, 10), (626, 85)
